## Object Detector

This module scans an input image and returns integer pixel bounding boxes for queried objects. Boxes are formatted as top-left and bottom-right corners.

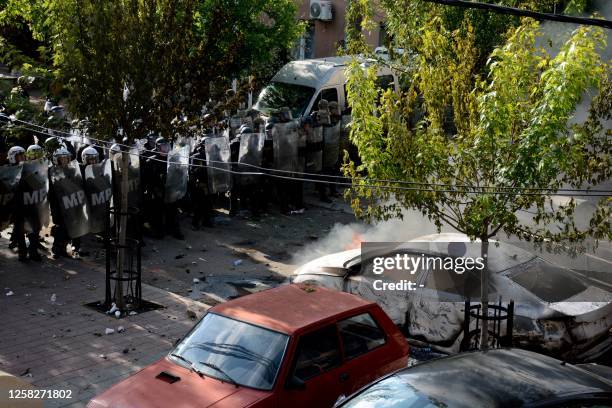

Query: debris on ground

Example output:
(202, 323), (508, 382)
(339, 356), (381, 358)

(186, 310), (197, 320)
(5, 291), (14, 296)
(117, 326), (125, 333)
(107, 303), (118, 315)
(193, 278), (200, 283)
(233, 259), (243, 266)
(50, 293), (57, 302)
(114, 310), (121, 318)
(175, 254), (185, 259)
(99, 354), (107, 359)
(122, 348), (129, 354)
(105, 328), (115, 335)
(20, 368), (30, 377)
(129, 311), (137, 316)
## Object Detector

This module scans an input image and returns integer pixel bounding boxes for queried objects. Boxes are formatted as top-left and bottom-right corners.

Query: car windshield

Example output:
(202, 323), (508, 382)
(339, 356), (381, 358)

(507, 258), (588, 303)
(254, 81), (315, 118)
(342, 374), (442, 408)
(171, 313), (289, 390)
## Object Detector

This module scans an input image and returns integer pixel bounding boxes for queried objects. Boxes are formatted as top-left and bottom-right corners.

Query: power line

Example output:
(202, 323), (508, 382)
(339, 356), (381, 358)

(422, 0), (612, 29)
(2, 115), (611, 197)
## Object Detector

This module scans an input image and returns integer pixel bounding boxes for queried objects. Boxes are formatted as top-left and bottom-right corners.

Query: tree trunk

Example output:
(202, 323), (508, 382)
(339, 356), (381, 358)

(479, 238), (490, 349)
(115, 148), (129, 310)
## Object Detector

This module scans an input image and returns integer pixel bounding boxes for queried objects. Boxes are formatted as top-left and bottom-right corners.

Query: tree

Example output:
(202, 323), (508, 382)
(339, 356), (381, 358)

(344, 2), (610, 348)
(35, 0), (301, 140)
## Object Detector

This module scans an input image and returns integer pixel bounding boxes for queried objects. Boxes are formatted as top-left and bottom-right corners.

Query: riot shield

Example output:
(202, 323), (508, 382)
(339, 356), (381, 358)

(20, 159), (50, 233)
(306, 125), (323, 173)
(272, 121), (299, 172)
(238, 133), (265, 185)
(0, 165), (22, 230)
(323, 122), (341, 170)
(49, 160), (90, 239)
(84, 159), (113, 234)
(165, 144), (190, 203)
(205, 136), (231, 194)
(111, 147), (141, 208)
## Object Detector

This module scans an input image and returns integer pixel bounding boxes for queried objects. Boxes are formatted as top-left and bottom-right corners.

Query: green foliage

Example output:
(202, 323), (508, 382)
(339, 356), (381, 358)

(38, 0), (300, 140)
(344, 2), (610, 250)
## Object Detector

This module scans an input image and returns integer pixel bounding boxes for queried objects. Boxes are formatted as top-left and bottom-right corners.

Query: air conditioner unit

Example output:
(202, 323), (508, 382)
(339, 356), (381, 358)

(310, 0), (333, 21)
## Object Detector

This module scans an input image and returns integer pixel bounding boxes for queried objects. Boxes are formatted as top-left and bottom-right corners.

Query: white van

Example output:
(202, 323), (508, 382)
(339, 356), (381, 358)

(254, 56), (399, 119)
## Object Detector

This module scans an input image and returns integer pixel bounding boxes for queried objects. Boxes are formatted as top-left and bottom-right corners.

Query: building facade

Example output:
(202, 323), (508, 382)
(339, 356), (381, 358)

(294, 0), (385, 59)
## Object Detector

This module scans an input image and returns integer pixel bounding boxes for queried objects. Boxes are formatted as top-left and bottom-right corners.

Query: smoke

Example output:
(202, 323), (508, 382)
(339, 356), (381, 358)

(292, 209), (453, 265)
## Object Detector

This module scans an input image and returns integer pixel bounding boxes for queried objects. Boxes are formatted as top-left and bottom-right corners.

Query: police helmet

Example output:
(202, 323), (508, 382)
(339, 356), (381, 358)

(26, 144), (44, 160)
(8, 146), (26, 164)
(81, 146), (99, 164)
(52, 146), (71, 165)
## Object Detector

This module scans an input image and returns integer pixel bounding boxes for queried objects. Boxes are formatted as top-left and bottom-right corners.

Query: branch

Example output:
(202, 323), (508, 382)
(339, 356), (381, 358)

(422, 0), (612, 29)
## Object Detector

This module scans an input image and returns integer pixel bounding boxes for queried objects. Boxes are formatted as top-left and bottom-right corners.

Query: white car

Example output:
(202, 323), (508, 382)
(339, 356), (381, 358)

(294, 233), (612, 362)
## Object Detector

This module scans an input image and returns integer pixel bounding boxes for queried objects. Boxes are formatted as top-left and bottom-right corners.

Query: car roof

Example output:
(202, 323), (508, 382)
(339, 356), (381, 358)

(212, 284), (374, 335)
(343, 348), (612, 407)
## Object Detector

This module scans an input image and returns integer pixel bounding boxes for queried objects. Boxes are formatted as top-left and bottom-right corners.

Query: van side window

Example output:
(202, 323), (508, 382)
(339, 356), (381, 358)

(292, 325), (341, 381)
(338, 313), (386, 360)
(319, 88), (338, 104)
(376, 75), (395, 91)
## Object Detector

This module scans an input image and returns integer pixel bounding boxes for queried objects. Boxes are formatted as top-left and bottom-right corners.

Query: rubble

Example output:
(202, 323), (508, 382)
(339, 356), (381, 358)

(105, 328), (115, 335)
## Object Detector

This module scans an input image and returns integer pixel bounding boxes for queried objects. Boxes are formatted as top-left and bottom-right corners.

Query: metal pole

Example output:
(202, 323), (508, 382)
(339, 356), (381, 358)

(115, 148), (129, 310)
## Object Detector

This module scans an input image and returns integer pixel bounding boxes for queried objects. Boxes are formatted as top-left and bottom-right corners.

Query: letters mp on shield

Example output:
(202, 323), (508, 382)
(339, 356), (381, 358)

(20, 159), (51, 233)
(49, 160), (90, 239)
(85, 159), (113, 234)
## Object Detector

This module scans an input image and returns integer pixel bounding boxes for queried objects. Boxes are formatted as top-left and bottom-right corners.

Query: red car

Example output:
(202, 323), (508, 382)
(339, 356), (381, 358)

(87, 284), (408, 408)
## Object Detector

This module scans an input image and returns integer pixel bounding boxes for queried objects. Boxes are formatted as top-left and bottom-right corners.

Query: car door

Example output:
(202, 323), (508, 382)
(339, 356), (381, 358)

(335, 310), (398, 396)
(277, 324), (346, 408)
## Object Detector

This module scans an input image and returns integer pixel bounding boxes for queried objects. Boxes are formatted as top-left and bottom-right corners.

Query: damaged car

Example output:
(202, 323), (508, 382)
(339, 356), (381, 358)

(293, 233), (612, 362)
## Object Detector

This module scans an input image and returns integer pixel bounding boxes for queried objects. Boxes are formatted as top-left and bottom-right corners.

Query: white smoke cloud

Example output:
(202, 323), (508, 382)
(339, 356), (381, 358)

(292, 209), (453, 265)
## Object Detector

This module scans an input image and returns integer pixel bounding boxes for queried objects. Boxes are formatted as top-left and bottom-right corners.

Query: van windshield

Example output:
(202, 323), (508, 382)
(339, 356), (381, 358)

(254, 81), (315, 118)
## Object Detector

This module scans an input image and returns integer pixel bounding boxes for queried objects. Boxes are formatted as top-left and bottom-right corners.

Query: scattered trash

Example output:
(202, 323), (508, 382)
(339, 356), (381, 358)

(191, 261), (197, 265)
(37, 309), (45, 314)
(25, 293), (31, 297)
(290, 208), (305, 215)
(99, 354), (107, 359)
(93, 332), (102, 337)
(152, 247), (159, 253)
(308, 234), (318, 240)
(233, 260), (243, 267)
(186, 269), (190, 274)
(114, 310), (121, 319)
(5, 291), (14, 296)
(175, 254), (185, 259)
(186, 244), (192, 250)
(198, 257), (207, 262)
(129, 311), (138, 316)
(122, 348), (129, 354)
(107, 303), (118, 315)
(186, 310), (197, 320)
(193, 278), (200, 283)
(105, 328), (115, 335)
(50, 294), (57, 303)
(20, 368), (30, 377)
(117, 326), (125, 333)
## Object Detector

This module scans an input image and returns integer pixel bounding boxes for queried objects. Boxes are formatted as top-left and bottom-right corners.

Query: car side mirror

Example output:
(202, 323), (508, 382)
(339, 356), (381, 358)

(286, 375), (306, 390)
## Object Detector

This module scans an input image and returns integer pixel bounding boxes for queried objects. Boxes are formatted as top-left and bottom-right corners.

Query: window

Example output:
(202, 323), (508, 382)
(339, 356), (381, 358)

(376, 75), (395, 91)
(293, 325), (341, 381)
(320, 88), (339, 104)
(171, 313), (289, 390)
(338, 313), (386, 360)
(254, 81), (315, 118)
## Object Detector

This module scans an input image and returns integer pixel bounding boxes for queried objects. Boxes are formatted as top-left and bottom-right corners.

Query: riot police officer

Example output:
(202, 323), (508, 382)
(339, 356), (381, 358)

(48, 147), (77, 258)
(142, 137), (184, 239)
(189, 138), (214, 229)
(10, 146), (43, 261)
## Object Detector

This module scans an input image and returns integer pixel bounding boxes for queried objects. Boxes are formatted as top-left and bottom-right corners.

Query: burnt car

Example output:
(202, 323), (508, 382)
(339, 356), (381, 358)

(334, 348), (612, 408)
(294, 233), (612, 362)
(87, 284), (409, 408)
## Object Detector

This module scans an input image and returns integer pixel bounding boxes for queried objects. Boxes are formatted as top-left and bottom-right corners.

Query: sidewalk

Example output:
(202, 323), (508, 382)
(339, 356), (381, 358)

(0, 238), (209, 408)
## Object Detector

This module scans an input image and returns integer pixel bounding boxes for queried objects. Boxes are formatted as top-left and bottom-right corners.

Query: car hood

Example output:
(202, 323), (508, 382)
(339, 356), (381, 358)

(88, 357), (268, 408)
(294, 249), (360, 277)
